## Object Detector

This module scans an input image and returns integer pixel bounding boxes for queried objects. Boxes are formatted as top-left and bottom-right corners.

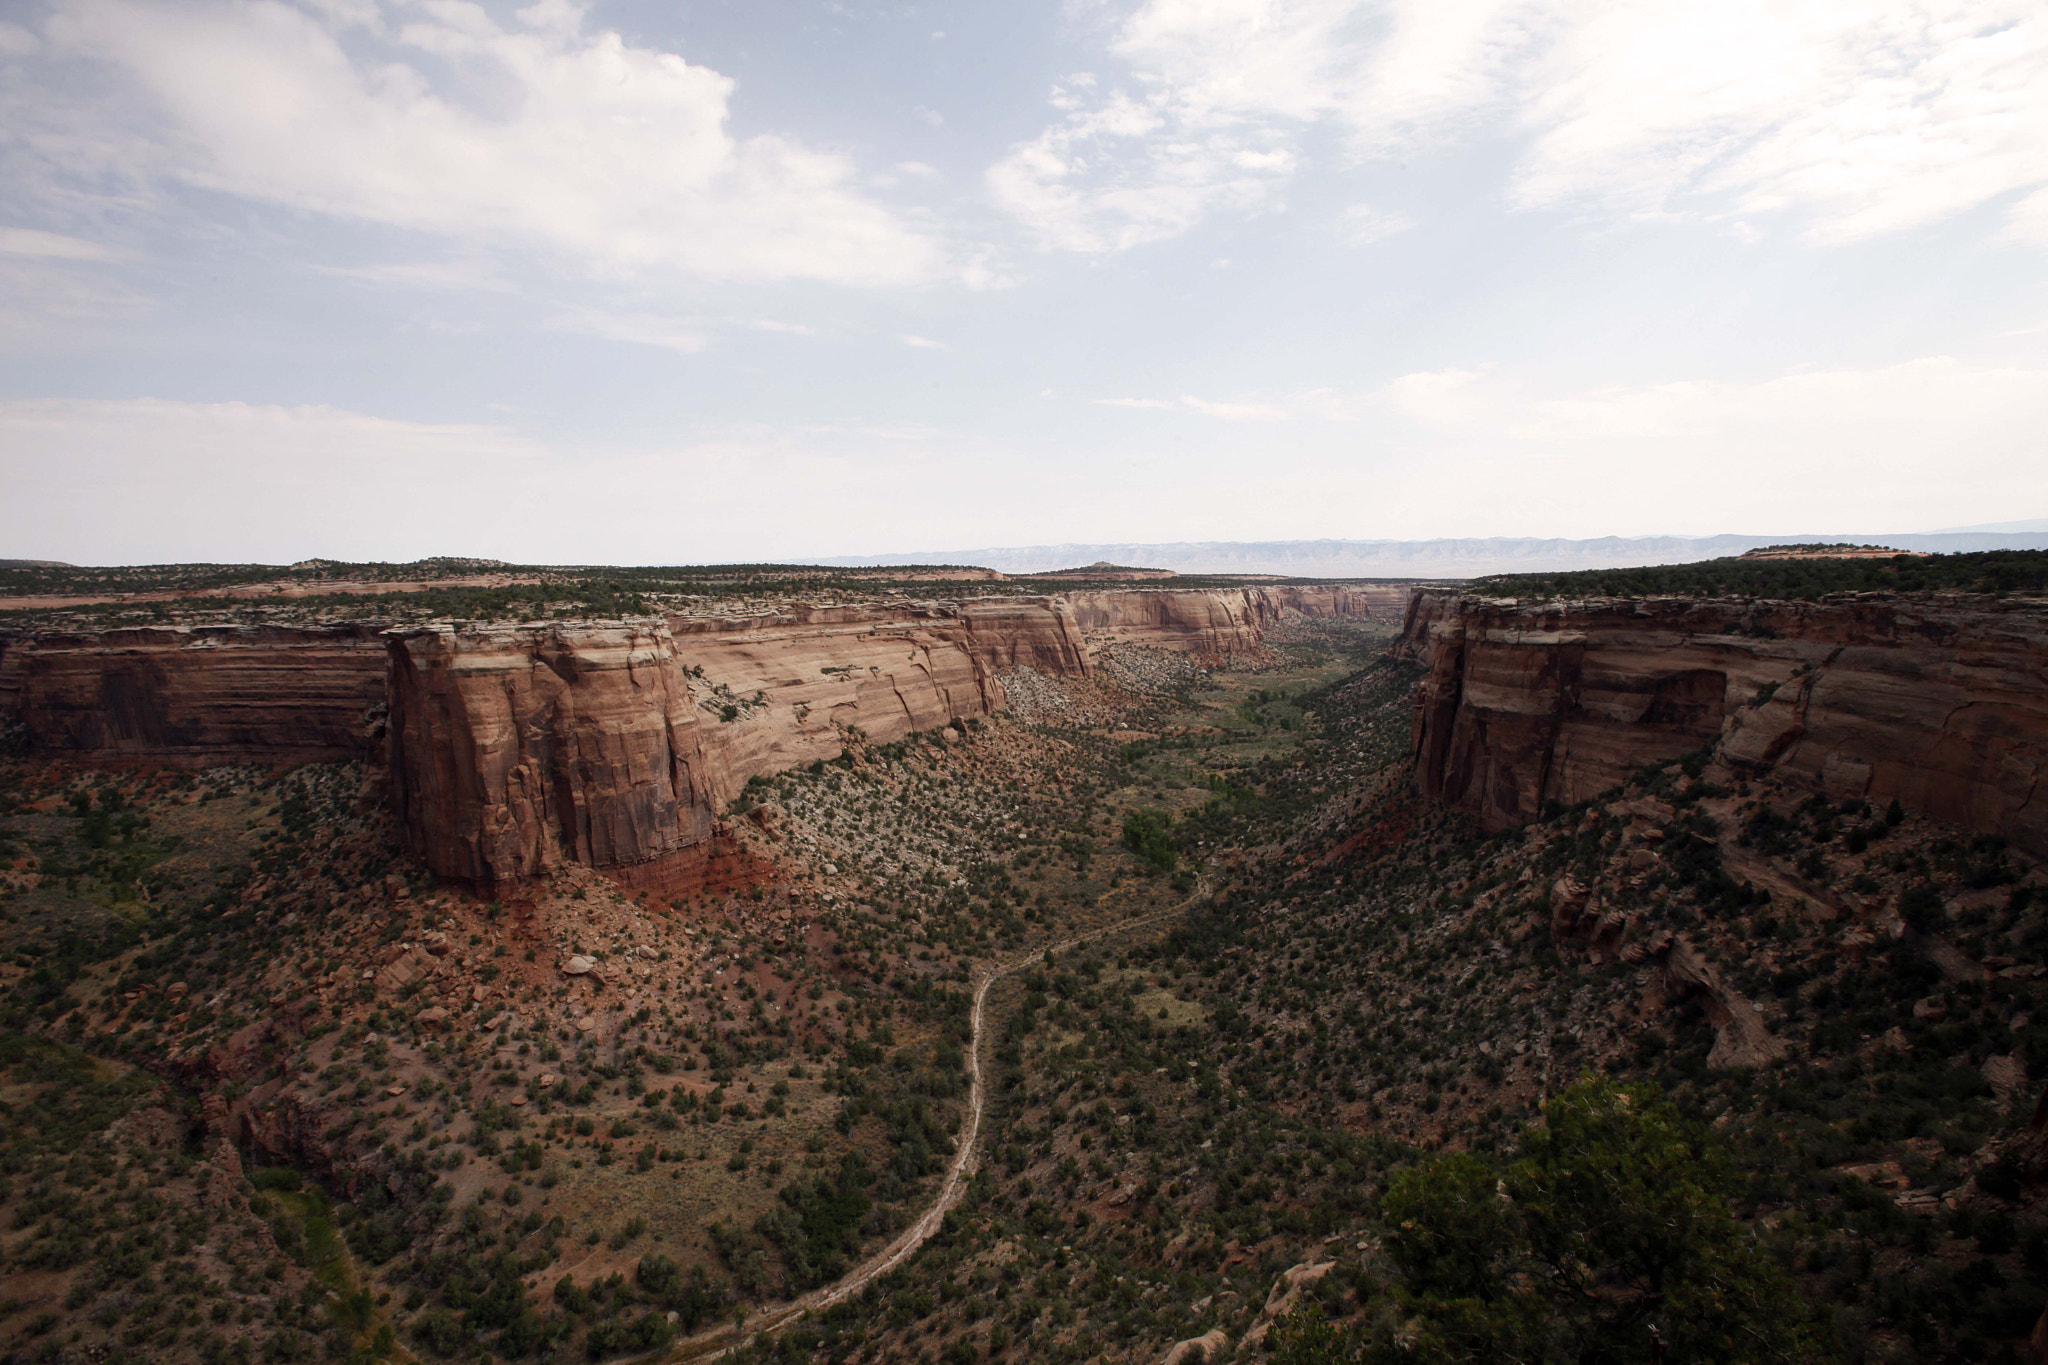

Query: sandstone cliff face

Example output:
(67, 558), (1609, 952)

(1268, 583), (1408, 620)
(1066, 588), (1281, 655)
(1406, 591), (2048, 857)
(0, 624), (387, 764)
(385, 622), (716, 886)
(4, 586), (1378, 885)
(668, 597), (1087, 801)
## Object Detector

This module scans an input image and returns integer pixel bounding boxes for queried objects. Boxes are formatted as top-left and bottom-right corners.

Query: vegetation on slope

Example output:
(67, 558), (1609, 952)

(1472, 549), (2048, 601)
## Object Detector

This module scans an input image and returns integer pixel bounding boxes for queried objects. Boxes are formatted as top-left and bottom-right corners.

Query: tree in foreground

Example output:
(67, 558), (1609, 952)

(1274, 1074), (1834, 1364)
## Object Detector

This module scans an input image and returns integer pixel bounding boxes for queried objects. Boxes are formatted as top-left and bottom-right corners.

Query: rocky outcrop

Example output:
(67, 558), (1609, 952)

(667, 597), (1086, 798)
(1269, 583), (1410, 621)
(4, 586), (1380, 885)
(1405, 591), (2048, 857)
(386, 622), (717, 886)
(0, 623), (387, 763)
(1066, 588), (1280, 655)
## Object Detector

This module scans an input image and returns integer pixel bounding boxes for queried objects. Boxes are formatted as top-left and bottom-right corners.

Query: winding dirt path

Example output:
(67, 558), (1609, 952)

(661, 904), (1184, 1362)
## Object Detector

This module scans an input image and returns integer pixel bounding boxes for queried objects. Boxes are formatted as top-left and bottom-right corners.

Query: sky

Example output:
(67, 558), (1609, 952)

(1, 0), (2046, 566)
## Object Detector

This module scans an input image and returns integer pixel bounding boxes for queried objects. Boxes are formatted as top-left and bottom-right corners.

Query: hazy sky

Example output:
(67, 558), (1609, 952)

(2, 0), (2046, 564)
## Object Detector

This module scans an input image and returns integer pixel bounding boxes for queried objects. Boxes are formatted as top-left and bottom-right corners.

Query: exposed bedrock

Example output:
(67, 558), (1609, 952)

(1404, 591), (2048, 857)
(1066, 587), (1278, 654)
(0, 623), (387, 764)
(0, 585), (1394, 884)
(667, 597), (1086, 797)
(385, 622), (718, 887)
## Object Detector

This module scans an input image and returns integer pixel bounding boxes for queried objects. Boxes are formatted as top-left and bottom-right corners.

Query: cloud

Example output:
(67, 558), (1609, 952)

(993, 0), (2048, 251)
(28, 0), (943, 286)
(547, 309), (711, 353)
(319, 258), (509, 291)
(1337, 203), (1413, 244)
(0, 227), (128, 261)
(1507, 2), (2048, 242)
(1098, 394), (1291, 419)
(1357, 354), (2048, 534)
(899, 333), (947, 349)
(0, 397), (1047, 563)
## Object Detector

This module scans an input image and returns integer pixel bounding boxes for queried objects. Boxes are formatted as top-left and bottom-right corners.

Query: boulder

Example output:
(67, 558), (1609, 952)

(1160, 1329), (1230, 1364)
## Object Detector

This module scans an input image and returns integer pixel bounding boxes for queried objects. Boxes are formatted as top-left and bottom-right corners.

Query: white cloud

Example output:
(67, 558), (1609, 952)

(319, 258), (509, 291)
(1508, 1), (2048, 242)
(899, 333), (947, 349)
(0, 227), (128, 261)
(0, 397), (1064, 564)
(987, 79), (1298, 252)
(994, 0), (2048, 251)
(1097, 393), (1291, 419)
(547, 309), (710, 353)
(29, 0), (943, 286)
(1358, 354), (2048, 534)
(1337, 203), (1413, 244)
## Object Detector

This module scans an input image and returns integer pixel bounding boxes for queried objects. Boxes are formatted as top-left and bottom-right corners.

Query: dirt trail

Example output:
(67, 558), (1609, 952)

(661, 904), (1184, 1362)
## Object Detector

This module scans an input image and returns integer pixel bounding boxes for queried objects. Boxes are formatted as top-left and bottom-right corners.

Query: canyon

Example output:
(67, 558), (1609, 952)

(8, 558), (2048, 1365)
(1405, 588), (2048, 858)
(1, 585), (1374, 886)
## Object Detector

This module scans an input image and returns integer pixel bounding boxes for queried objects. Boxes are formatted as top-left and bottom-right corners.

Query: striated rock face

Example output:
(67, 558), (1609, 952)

(668, 597), (1087, 799)
(3, 585), (1384, 885)
(1405, 591), (2048, 857)
(1268, 583), (1410, 620)
(386, 622), (717, 886)
(1065, 588), (1280, 655)
(0, 623), (388, 763)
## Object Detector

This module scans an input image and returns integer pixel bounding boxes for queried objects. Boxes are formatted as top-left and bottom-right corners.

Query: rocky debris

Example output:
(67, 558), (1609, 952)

(1238, 1260), (1336, 1352)
(1094, 643), (1209, 696)
(1159, 1328), (1231, 1364)
(562, 955), (597, 975)
(1985, 1054), (2031, 1113)
(102, 1101), (184, 1151)
(996, 667), (1123, 726)
(1663, 940), (1791, 1071)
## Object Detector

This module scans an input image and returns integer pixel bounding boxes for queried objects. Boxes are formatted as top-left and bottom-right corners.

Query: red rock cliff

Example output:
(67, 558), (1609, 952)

(385, 622), (717, 886)
(1406, 590), (2048, 857)
(0, 624), (387, 764)
(1065, 588), (1280, 654)
(666, 597), (1086, 800)
(4, 586), (1379, 884)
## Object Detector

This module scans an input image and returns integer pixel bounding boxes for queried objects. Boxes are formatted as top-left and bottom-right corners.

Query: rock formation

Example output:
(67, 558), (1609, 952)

(0, 623), (387, 763)
(0, 585), (1393, 886)
(1405, 591), (2048, 857)
(385, 621), (717, 886)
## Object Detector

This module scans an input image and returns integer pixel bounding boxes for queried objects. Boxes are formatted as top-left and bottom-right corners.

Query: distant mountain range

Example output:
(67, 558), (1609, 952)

(810, 532), (2048, 580)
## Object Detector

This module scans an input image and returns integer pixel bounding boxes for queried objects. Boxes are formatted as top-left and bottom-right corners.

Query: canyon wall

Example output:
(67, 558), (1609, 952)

(0, 584), (1392, 884)
(1405, 590), (2048, 858)
(667, 597), (1086, 802)
(0, 624), (387, 764)
(385, 622), (718, 886)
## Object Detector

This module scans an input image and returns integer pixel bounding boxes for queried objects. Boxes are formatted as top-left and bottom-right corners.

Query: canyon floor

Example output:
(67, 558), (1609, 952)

(4, 598), (2048, 1365)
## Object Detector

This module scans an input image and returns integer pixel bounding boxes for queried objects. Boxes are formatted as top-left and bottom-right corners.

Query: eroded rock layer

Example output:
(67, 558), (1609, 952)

(1405, 591), (2048, 857)
(0, 624), (387, 763)
(1, 585), (1390, 884)
(667, 597), (1087, 798)
(385, 622), (717, 886)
